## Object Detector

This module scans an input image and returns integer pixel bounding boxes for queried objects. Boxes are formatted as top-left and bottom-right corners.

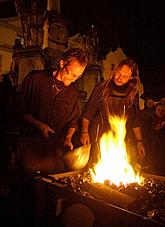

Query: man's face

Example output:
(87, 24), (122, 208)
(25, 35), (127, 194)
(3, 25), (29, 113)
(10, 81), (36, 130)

(146, 99), (155, 108)
(160, 97), (165, 104)
(156, 105), (165, 117)
(61, 59), (86, 86)
(113, 65), (132, 86)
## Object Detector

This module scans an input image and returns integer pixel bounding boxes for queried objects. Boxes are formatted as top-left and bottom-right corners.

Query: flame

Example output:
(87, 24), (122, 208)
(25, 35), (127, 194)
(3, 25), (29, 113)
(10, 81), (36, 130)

(90, 116), (142, 186)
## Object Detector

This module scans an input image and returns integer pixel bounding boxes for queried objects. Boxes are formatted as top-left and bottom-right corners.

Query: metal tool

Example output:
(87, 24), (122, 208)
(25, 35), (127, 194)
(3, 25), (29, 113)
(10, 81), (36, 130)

(63, 144), (91, 170)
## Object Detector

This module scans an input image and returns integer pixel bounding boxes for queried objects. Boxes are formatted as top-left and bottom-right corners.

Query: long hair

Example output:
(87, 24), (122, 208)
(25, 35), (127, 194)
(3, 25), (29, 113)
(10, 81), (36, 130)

(101, 58), (139, 105)
(111, 58), (139, 80)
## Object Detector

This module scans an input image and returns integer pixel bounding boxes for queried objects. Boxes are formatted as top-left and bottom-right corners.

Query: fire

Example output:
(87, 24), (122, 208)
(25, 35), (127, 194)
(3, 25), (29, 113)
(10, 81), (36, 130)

(90, 116), (142, 186)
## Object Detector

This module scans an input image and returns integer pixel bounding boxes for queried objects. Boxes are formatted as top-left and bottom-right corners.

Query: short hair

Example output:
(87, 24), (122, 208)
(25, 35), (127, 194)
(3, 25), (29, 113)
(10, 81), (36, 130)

(155, 102), (165, 108)
(62, 48), (88, 66)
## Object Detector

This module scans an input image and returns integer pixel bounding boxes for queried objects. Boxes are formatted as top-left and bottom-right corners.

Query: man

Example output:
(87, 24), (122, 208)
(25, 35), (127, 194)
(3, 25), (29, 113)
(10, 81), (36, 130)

(80, 58), (145, 166)
(16, 48), (88, 174)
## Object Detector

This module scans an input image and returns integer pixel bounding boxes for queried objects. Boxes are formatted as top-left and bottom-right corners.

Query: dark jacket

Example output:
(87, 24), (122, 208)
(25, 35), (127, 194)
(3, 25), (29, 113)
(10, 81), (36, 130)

(83, 78), (139, 142)
(15, 70), (81, 174)
(17, 70), (81, 138)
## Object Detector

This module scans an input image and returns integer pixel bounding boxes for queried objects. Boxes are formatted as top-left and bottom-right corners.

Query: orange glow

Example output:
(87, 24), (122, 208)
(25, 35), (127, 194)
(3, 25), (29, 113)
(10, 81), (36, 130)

(90, 116), (143, 186)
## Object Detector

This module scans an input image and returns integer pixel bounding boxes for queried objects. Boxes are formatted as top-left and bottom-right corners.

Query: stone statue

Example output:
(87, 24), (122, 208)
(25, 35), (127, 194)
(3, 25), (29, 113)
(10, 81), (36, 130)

(83, 25), (99, 65)
(43, 11), (68, 49)
(15, 0), (44, 48)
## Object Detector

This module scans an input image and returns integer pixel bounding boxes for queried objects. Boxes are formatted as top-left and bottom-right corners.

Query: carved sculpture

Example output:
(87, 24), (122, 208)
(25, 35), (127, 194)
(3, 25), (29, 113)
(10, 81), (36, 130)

(42, 10), (68, 50)
(15, 0), (44, 48)
(83, 25), (99, 65)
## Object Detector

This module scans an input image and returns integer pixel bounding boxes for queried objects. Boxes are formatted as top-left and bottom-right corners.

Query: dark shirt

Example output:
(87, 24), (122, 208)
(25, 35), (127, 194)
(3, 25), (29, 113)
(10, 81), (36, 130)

(150, 114), (165, 175)
(138, 108), (154, 153)
(152, 114), (165, 152)
(82, 79), (140, 141)
(0, 74), (15, 134)
(17, 70), (81, 138)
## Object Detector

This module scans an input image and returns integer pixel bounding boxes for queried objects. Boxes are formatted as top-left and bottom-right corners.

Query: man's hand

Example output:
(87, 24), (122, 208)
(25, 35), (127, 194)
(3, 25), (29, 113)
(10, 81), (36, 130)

(24, 114), (55, 138)
(80, 132), (90, 145)
(37, 122), (55, 138)
(63, 128), (76, 151)
(63, 136), (73, 151)
(136, 141), (145, 161)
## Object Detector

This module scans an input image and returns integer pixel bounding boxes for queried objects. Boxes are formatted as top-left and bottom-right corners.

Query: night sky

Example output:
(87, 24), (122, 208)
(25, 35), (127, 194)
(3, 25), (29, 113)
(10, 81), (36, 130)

(61, 0), (164, 84)
(0, 0), (165, 98)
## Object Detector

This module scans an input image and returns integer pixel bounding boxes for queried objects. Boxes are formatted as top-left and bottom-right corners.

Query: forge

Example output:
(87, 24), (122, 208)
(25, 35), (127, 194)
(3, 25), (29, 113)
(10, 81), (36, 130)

(34, 116), (165, 226)
(34, 170), (165, 227)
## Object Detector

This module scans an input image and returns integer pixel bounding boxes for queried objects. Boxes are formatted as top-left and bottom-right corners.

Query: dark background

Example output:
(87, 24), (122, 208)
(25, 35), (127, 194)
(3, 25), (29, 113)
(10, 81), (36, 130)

(0, 0), (164, 99)
(60, 0), (164, 93)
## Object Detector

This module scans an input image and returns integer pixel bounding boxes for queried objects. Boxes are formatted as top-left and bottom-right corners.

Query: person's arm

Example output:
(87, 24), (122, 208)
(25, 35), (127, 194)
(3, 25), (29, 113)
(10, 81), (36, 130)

(24, 114), (55, 138)
(133, 126), (145, 160)
(63, 127), (76, 150)
(80, 84), (101, 145)
(131, 94), (146, 160)
(154, 120), (165, 131)
(81, 118), (90, 133)
(133, 126), (142, 141)
(17, 71), (55, 138)
(80, 118), (90, 145)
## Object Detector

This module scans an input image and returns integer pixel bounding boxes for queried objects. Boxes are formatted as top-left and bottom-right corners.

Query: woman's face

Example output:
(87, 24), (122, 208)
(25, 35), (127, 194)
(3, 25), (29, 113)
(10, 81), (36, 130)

(113, 65), (132, 86)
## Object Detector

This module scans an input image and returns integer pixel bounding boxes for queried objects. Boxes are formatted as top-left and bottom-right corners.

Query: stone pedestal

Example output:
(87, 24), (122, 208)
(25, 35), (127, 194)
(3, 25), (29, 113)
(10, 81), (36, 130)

(83, 65), (102, 99)
(15, 47), (49, 85)
(74, 64), (102, 113)
(44, 47), (63, 68)
(75, 65), (102, 98)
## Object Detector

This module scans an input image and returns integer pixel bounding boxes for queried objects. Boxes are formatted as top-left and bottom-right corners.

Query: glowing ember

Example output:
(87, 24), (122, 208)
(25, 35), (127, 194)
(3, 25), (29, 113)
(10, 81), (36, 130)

(90, 116), (143, 186)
